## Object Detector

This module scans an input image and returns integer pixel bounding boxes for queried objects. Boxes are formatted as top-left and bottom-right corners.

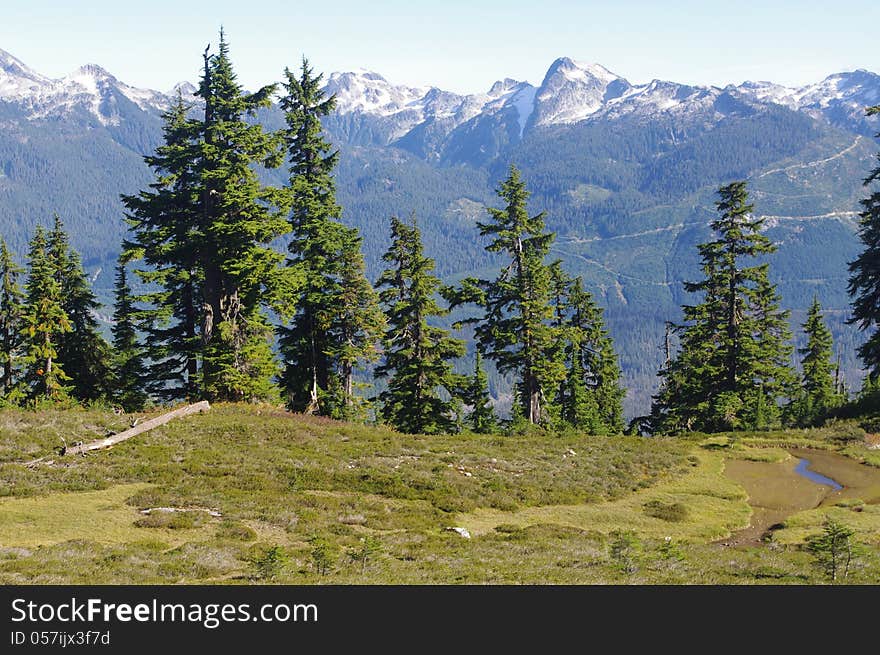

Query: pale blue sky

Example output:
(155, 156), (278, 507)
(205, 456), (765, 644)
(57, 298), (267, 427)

(1, 1), (876, 93)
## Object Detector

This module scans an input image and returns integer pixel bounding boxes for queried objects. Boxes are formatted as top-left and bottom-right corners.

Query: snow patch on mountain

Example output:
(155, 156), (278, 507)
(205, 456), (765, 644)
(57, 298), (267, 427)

(510, 84), (537, 135)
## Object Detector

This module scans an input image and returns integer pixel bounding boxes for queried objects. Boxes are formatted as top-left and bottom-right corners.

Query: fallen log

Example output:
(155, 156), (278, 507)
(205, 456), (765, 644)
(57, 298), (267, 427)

(24, 401), (211, 466)
(61, 401), (211, 457)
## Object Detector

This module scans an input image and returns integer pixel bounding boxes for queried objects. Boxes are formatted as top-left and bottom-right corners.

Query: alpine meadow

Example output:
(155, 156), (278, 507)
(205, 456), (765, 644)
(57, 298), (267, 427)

(4, 22), (880, 589)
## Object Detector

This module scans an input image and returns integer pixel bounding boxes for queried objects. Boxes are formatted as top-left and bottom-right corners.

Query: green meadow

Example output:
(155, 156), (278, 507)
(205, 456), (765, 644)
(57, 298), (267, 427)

(1, 405), (879, 584)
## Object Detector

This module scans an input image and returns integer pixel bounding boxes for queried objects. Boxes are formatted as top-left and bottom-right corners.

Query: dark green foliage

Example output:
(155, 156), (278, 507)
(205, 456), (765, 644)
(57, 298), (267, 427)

(194, 33), (293, 402)
(122, 96), (203, 402)
(462, 352), (498, 433)
(308, 537), (337, 576)
(48, 215), (113, 403)
(0, 239), (26, 399)
(650, 181), (796, 433)
(324, 229), (385, 419)
(848, 105), (880, 379)
(253, 544), (289, 580)
(608, 530), (642, 574)
(111, 256), (148, 411)
(553, 270), (625, 434)
(376, 215), (464, 434)
(447, 166), (566, 425)
(278, 58), (380, 416)
(21, 226), (71, 402)
(788, 296), (842, 426)
(805, 516), (856, 583)
(124, 31), (296, 403)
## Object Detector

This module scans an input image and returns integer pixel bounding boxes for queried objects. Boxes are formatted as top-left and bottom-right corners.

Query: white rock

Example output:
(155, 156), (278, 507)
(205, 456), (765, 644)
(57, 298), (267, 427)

(446, 527), (471, 539)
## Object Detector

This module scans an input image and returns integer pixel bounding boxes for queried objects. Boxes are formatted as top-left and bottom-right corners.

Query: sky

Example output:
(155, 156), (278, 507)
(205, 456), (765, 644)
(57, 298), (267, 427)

(0, 0), (877, 94)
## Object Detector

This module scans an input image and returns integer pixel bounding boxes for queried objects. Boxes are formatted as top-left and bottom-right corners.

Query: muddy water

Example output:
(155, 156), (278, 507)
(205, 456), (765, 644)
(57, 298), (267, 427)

(788, 448), (880, 505)
(722, 449), (880, 546)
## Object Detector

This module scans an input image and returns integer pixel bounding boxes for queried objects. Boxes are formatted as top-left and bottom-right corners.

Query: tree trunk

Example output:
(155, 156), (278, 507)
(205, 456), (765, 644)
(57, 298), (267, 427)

(183, 279), (199, 399)
(306, 317), (320, 414)
(342, 360), (353, 407)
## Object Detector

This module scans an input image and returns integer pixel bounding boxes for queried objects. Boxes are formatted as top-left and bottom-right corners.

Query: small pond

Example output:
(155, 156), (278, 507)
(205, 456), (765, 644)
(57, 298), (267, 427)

(722, 448), (880, 545)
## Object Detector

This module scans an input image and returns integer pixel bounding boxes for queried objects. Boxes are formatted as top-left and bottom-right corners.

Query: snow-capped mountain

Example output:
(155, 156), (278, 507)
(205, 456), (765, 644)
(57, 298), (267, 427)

(0, 47), (190, 126)
(2, 45), (878, 141)
(736, 70), (880, 134)
(325, 58), (880, 153)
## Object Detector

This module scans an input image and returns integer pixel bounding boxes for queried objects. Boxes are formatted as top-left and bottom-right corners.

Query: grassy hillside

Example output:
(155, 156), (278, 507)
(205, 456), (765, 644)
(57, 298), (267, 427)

(0, 404), (879, 584)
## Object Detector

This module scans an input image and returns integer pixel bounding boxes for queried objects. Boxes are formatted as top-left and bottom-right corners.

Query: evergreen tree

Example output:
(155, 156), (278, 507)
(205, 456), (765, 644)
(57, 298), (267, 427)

(0, 239), (26, 399)
(278, 58), (348, 413)
(567, 277), (625, 433)
(277, 58), (382, 416)
(111, 256), (148, 411)
(195, 32), (293, 402)
(447, 166), (565, 425)
(124, 31), (296, 403)
(461, 352), (497, 433)
(48, 214), (113, 403)
(22, 226), (71, 402)
(650, 181), (795, 433)
(848, 105), (880, 378)
(122, 95), (204, 402)
(326, 229), (385, 419)
(745, 270), (797, 429)
(550, 267), (624, 434)
(789, 296), (840, 426)
(376, 215), (462, 434)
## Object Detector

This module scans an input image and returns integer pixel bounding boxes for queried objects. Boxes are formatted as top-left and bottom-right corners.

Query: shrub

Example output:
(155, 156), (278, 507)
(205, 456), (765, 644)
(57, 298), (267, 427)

(643, 500), (689, 522)
(308, 536), (338, 576)
(805, 516), (857, 583)
(494, 523), (523, 534)
(252, 545), (288, 580)
(216, 520), (257, 541)
(609, 530), (642, 574)
(134, 510), (210, 530)
(347, 536), (381, 574)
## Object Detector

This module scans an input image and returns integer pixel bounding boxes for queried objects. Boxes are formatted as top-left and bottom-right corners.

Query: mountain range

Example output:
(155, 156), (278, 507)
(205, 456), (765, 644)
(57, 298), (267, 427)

(1, 47), (879, 416)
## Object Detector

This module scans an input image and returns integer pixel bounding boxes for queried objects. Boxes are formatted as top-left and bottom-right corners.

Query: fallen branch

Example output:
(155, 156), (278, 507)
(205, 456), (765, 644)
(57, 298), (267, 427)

(24, 401), (210, 466)
(140, 507), (222, 518)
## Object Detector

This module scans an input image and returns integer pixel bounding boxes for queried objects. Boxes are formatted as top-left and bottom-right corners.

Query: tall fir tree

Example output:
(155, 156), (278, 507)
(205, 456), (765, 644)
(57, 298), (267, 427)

(278, 57), (345, 412)
(461, 351), (498, 434)
(278, 57), (381, 416)
(111, 256), (148, 411)
(22, 226), (71, 402)
(48, 214), (113, 403)
(848, 105), (880, 379)
(325, 228), (385, 418)
(789, 296), (840, 426)
(195, 32), (294, 402)
(124, 31), (297, 403)
(650, 181), (795, 433)
(566, 277), (625, 433)
(376, 215), (462, 434)
(746, 272), (796, 428)
(549, 263), (624, 434)
(447, 166), (566, 425)
(0, 238), (26, 399)
(122, 95), (204, 401)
